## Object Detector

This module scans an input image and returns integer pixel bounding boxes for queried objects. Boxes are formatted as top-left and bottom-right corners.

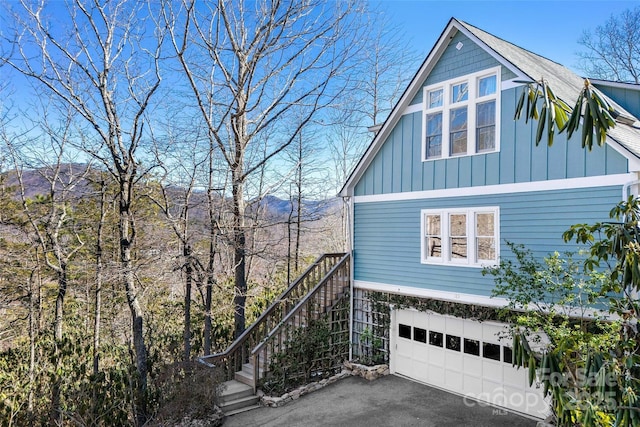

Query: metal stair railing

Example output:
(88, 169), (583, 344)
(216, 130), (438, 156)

(251, 253), (351, 391)
(198, 253), (347, 382)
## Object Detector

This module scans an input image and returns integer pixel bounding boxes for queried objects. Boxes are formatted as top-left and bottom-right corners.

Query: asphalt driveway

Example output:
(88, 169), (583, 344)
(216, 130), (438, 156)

(223, 374), (540, 427)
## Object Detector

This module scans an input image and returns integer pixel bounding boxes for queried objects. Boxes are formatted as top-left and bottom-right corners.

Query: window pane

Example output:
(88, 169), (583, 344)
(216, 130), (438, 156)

(450, 214), (466, 236)
(478, 75), (497, 97)
(427, 215), (441, 235)
(429, 331), (443, 347)
(504, 347), (513, 364)
(476, 238), (495, 261)
(450, 107), (467, 155)
(451, 82), (468, 103)
(476, 101), (495, 152)
(476, 213), (494, 235)
(476, 213), (495, 262)
(398, 324), (411, 339)
(450, 213), (467, 260)
(477, 101), (495, 127)
(446, 335), (461, 351)
(426, 113), (442, 158)
(426, 214), (442, 258)
(477, 126), (495, 152)
(483, 342), (501, 361)
(414, 327), (427, 343)
(429, 89), (443, 108)
(464, 338), (480, 356)
(427, 236), (442, 257)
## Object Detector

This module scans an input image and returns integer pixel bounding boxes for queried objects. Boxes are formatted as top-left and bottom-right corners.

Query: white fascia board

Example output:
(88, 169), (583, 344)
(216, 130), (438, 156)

(353, 173), (636, 204)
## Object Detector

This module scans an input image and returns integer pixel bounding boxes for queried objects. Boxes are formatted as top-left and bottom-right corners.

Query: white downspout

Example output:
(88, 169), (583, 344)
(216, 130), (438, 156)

(622, 174), (640, 301)
(344, 195), (355, 361)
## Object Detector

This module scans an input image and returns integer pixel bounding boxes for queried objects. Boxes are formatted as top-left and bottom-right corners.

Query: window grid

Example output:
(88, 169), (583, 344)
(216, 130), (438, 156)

(421, 207), (499, 267)
(422, 67), (500, 161)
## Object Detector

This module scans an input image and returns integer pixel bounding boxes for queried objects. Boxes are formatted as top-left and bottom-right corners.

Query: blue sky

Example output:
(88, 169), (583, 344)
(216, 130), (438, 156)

(373, 0), (640, 74)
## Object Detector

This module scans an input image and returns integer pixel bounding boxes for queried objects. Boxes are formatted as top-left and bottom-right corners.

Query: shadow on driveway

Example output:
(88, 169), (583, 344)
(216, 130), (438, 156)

(223, 374), (541, 427)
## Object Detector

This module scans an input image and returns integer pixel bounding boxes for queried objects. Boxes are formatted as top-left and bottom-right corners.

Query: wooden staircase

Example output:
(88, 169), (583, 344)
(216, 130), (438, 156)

(199, 253), (351, 415)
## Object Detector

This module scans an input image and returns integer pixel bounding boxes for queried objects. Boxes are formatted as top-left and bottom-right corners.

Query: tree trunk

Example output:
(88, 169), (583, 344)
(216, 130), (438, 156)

(232, 176), (247, 338)
(295, 137), (303, 272)
(28, 269), (36, 427)
(94, 180), (106, 377)
(119, 181), (148, 425)
(51, 265), (67, 425)
(184, 245), (192, 361)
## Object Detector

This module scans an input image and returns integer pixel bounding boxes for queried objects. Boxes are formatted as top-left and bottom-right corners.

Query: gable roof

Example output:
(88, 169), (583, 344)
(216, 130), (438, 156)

(340, 18), (640, 197)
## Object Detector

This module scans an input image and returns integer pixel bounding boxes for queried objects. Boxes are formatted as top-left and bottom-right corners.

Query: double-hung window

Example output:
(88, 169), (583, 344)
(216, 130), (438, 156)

(423, 67), (500, 160)
(421, 207), (499, 267)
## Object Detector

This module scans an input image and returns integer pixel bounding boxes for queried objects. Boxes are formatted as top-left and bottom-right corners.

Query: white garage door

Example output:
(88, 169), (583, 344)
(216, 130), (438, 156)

(391, 309), (548, 419)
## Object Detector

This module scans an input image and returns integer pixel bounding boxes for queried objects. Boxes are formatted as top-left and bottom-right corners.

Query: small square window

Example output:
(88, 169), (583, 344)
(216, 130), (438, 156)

(414, 327), (427, 343)
(398, 324), (411, 339)
(451, 82), (468, 103)
(478, 75), (497, 97)
(464, 338), (480, 356)
(429, 331), (443, 347)
(483, 343), (501, 361)
(446, 335), (461, 351)
(429, 89), (443, 109)
(503, 347), (513, 364)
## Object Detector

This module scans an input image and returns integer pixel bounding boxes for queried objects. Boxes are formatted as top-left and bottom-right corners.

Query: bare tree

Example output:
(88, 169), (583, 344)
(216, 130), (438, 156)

(164, 0), (365, 337)
(578, 6), (640, 83)
(4, 107), (89, 424)
(1, 1), (165, 422)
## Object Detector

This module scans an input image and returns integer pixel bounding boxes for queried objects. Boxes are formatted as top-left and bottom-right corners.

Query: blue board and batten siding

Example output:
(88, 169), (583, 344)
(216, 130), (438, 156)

(354, 85), (629, 197)
(409, 31), (516, 106)
(593, 84), (640, 121)
(353, 186), (623, 297)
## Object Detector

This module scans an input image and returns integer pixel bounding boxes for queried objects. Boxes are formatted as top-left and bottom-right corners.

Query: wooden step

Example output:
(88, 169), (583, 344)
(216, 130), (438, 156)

(219, 379), (254, 404)
(218, 380), (260, 415)
(225, 403), (261, 416)
(234, 367), (254, 386)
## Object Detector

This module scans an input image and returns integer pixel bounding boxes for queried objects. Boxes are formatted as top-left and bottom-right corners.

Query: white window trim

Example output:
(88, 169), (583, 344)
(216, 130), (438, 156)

(420, 206), (500, 268)
(421, 66), (501, 161)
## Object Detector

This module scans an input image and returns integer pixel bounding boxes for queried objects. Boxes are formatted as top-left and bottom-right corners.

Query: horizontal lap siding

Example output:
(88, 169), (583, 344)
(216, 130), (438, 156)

(353, 185), (622, 297)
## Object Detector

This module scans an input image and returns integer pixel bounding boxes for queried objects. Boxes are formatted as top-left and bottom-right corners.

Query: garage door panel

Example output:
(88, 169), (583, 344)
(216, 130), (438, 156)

(413, 360), (429, 383)
(445, 368), (463, 392)
(463, 355), (482, 374)
(463, 374), (483, 395)
(445, 317), (463, 335)
(427, 313), (445, 330)
(503, 364), (527, 386)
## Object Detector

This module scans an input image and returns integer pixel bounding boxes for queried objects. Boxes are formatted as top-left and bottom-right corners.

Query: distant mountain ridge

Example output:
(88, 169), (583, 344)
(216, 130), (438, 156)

(2, 164), (340, 221)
